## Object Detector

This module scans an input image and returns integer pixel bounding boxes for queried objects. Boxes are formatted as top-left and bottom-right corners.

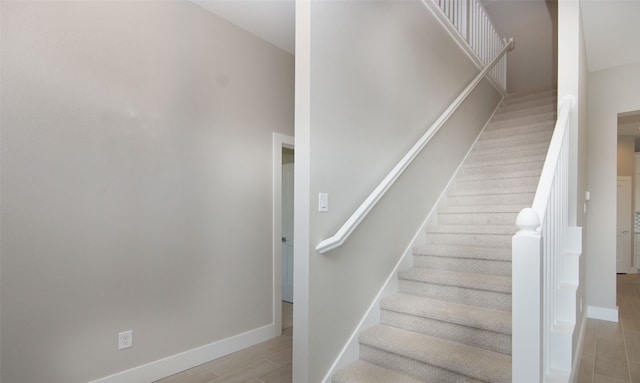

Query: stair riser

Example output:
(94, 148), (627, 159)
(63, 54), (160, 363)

(446, 193), (533, 207)
(504, 90), (556, 105)
(380, 310), (512, 354)
(481, 122), (553, 140)
(438, 212), (518, 226)
(451, 185), (538, 196)
(475, 132), (552, 151)
(459, 162), (543, 181)
(499, 96), (557, 113)
(486, 111), (556, 129)
(439, 205), (524, 214)
(398, 280), (512, 311)
(426, 233), (512, 247)
(492, 105), (556, 122)
(413, 255), (511, 276)
(470, 144), (547, 161)
(360, 347), (487, 383)
(455, 176), (539, 193)
(414, 245), (511, 261)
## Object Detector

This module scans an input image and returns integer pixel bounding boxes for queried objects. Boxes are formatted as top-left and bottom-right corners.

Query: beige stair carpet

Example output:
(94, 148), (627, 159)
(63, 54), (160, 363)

(332, 88), (557, 383)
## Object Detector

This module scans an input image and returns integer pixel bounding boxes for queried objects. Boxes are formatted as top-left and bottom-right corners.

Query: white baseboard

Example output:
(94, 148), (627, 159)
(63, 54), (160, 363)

(89, 324), (277, 383)
(587, 305), (619, 322)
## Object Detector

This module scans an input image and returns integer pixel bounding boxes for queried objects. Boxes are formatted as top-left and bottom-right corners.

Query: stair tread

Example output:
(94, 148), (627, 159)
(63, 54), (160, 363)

(486, 111), (557, 128)
(450, 187), (537, 197)
(426, 225), (516, 235)
(381, 293), (512, 334)
(471, 141), (550, 157)
(439, 205), (525, 214)
(479, 127), (553, 141)
(360, 325), (511, 383)
(498, 97), (557, 113)
(413, 244), (511, 260)
(493, 104), (556, 120)
(398, 268), (512, 293)
(456, 175), (540, 188)
(483, 120), (554, 135)
(504, 88), (556, 103)
(332, 360), (423, 383)
(459, 161), (544, 179)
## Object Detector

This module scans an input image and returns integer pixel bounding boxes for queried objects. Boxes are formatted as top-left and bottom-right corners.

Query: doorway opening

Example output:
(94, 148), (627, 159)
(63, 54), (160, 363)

(616, 111), (640, 275)
(281, 146), (294, 336)
(272, 133), (294, 337)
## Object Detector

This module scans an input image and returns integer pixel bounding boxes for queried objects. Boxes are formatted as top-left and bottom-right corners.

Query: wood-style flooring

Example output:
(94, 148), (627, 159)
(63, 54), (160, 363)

(578, 273), (640, 382)
(154, 303), (293, 383)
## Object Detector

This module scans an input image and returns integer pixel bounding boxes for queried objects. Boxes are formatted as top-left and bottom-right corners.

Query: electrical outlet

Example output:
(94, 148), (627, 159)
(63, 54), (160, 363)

(118, 330), (133, 350)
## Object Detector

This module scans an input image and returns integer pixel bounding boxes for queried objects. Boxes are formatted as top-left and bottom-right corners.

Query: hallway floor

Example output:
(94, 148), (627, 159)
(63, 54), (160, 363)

(154, 303), (293, 383)
(578, 274), (640, 383)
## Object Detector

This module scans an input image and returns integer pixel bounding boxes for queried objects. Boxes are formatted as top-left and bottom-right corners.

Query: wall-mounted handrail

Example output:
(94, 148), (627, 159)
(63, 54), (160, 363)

(315, 38), (514, 254)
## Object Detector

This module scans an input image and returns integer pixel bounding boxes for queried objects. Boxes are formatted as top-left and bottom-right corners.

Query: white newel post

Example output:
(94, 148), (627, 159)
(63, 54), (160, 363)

(513, 207), (543, 383)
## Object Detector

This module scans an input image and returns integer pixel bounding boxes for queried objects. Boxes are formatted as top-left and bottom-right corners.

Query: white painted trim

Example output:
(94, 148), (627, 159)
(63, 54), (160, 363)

(319, 99), (504, 382)
(292, 1), (311, 380)
(586, 305), (619, 322)
(88, 324), (277, 383)
(272, 133), (295, 338)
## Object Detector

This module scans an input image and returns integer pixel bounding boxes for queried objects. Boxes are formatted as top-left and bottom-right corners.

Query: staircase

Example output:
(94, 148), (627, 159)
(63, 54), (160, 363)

(332, 89), (557, 383)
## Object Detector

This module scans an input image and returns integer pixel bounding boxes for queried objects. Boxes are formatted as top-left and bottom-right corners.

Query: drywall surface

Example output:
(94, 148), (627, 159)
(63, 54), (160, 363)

(0, 1), (294, 382)
(298, 1), (501, 380)
(587, 62), (640, 315)
(485, 0), (556, 94)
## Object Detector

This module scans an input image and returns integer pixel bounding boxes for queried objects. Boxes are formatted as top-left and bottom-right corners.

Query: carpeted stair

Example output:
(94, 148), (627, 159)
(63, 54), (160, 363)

(332, 88), (556, 383)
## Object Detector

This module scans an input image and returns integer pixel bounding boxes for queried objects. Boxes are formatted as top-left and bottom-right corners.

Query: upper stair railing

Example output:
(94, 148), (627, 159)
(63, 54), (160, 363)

(316, 16), (513, 254)
(429, 0), (507, 91)
(512, 95), (582, 382)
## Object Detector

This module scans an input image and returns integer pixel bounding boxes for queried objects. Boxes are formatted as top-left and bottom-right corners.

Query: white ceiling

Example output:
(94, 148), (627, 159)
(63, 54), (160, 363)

(191, 0), (295, 54)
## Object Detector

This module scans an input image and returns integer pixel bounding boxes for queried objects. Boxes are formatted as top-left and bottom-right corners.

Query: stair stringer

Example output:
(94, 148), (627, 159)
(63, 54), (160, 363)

(545, 226), (582, 382)
(321, 99), (504, 383)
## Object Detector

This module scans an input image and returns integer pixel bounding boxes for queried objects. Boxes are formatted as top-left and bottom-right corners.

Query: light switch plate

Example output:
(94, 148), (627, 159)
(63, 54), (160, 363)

(318, 193), (329, 212)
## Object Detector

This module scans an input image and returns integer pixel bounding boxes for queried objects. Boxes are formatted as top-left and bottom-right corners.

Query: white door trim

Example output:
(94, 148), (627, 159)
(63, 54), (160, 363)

(272, 133), (294, 337)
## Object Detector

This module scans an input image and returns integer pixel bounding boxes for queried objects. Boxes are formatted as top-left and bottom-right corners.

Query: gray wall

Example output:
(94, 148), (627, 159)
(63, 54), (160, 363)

(0, 1), (294, 382)
(587, 62), (640, 315)
(485, 0), (557, 94)
(294, 1), (502, 380)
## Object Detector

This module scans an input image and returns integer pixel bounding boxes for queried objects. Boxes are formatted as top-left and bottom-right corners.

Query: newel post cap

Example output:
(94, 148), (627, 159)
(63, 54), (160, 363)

(516, 208), (540, 233)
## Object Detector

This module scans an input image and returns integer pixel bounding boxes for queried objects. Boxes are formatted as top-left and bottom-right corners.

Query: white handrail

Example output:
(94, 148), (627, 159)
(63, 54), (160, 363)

(531, 96), (575, 222)
(316, 38), (514, 254)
